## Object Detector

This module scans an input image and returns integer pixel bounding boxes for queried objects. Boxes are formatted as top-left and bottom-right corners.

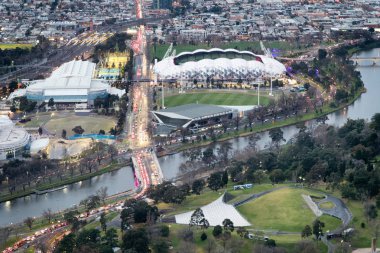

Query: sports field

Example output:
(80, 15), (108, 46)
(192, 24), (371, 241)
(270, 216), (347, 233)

(162, 92), (270, 107)
(0, 43), (33, 50)
(151, 41), (301, 60)
(237, 188), (321, 232)
(18, 112), (116, 136)
(44, 115), (116, 135)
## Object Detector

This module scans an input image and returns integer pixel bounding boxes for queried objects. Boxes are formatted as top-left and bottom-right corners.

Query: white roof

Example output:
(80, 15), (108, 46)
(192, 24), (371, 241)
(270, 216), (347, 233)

(154, 48), (286, 79)
(30, 138), (49, 154)
(44, 89), (88, 96)
(175, 194), (251, 227)
(9, 60), (126, 100)
(0, 116), (29, 150)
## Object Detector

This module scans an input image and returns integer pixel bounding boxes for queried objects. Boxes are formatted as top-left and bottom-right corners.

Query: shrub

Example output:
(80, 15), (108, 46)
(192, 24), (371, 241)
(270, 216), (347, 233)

(201, 232), (207, 241)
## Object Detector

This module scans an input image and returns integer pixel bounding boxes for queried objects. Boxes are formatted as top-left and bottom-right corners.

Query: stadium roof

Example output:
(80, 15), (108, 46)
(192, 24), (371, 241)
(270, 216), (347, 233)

(154, 48), (286, 80)
(0, 116), (29, 151)
(8, 60), (125, 101)
(153, 104), (233, 120)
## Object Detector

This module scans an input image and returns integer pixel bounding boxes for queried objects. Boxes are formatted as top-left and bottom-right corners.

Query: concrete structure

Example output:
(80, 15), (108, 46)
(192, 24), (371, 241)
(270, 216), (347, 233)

(152, 103), (233, 133)
(9, 60), (125, 105)
(175, 194), (251, 227)
(0, 116), (30, 160)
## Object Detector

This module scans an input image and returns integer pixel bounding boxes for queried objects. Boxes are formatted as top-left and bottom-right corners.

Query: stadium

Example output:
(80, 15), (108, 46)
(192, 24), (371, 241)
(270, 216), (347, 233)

(9, 60), (125, 105)
(153, 48), (286, 81)
(0, 116), (30, 160)
(152, 104), (233, 135)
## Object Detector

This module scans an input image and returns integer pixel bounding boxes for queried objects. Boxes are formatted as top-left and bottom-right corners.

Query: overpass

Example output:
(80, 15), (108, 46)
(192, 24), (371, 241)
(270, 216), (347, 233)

(351, 56), (380, 66)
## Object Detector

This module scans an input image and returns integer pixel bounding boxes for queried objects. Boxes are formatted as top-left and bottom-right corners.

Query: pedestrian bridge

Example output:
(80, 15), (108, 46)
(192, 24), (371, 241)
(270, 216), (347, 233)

(352, 56), (380, 66)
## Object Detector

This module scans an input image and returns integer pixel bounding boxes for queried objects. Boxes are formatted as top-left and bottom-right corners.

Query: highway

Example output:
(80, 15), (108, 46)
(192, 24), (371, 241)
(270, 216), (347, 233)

(2, 0), (164, 252)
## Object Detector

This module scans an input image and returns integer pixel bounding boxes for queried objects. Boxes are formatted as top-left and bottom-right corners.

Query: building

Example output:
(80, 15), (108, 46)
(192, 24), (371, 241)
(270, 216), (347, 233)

(0, 116), (30, 160)
(9, 60), (125, 106)
(152, 103), (233, 134)
(154, 48), (286, 82)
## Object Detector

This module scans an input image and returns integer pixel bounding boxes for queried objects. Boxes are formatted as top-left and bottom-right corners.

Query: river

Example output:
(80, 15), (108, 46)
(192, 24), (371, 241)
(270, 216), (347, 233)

(0, 48), (379, 227)
(0, 166), (134, 227)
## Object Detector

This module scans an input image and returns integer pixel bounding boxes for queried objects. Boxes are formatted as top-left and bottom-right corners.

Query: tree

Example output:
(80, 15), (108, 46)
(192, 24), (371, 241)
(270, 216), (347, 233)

(269, 169), (285, 184)
(96, 186), (108, 205)
(55, 233), (76, 253)
(207, 172), (223, 191)
(222, 218), (234, 232)
(104, 228), (118, 247)
(120, 207), (133, 231)
(100, 212), (107, 232)
(80, 195), (101, 213)
(76, 229), (100, 248)
(222, 170), (228, 187)
(122, 228), (149, 253)
(24, 217), (34, 230)
(269, 128), (285, 146)
(42, 208), (54, 224)
(364, 202), (378, 223)
(61, 129), (67, 139)
(189, 208), (209, 229)
(48, 98), (54, 107)
(153, 240), (169, 253)
(318, 49), (327, 60)
(160, 225), (170, 237)
(265, 239), (276, 248)
(213, 225), (223, 237)
(312, 219), (324, 239)
(370, 113), (380, 131)
(201, 232), (208, 241)
(301, 225), (312, 238)
(236, 227), (248, 238)
(192, 179), (205, 195)
(72, 126), (85, 135)
(294, 240), (318, 253)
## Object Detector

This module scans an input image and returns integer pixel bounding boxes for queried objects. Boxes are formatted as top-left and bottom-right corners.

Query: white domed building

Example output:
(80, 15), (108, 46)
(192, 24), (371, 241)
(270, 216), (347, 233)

(153, 48), (286, 82)
(0, 116), (30, 160)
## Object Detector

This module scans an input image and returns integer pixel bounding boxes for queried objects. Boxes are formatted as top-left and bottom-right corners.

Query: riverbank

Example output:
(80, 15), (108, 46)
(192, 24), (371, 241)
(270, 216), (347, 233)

(0, 161), (129, 203)
(160, 88), (365, 155)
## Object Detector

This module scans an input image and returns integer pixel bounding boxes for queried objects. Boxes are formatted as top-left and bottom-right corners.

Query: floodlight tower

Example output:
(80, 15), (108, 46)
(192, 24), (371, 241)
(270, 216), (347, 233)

(261, 41), (274, 96)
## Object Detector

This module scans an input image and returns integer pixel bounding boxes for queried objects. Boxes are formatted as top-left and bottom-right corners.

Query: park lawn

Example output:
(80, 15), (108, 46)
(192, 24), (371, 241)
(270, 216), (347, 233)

(44, 115), (116, 135)
(226, 183), (289, 204)
(270, 235), (327, 253)
(346, 200), (380, 248)
(319, 214), (342, 233)
(237, 188), (318, 232)
(158, 189), (223, 216)
(0, 43), (33, 50)
(162, 92), (270, 107)
(308, 184), (379, 248)
(319, 201), (335, 209)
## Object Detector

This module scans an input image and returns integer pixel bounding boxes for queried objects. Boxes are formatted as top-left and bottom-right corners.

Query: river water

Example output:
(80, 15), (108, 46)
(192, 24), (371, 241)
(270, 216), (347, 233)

(0, 167), (134, 227)
(0, 48), (379, 227)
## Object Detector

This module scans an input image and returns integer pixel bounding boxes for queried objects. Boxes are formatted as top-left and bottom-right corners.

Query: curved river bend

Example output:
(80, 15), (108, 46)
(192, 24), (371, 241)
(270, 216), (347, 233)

(1, 48), (380, 227)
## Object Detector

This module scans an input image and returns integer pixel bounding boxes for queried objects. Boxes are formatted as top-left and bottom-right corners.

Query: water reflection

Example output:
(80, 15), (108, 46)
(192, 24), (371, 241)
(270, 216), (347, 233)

(0, 166), (134, 226)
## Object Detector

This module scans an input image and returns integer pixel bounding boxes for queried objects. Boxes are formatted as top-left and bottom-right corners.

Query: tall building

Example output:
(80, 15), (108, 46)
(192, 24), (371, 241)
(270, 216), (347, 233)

(153, 0), (173, 10)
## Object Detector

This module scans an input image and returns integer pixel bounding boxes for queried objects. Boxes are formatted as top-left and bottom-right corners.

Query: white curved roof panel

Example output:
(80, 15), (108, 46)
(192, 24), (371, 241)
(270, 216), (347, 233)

(154, 48), (286, 80)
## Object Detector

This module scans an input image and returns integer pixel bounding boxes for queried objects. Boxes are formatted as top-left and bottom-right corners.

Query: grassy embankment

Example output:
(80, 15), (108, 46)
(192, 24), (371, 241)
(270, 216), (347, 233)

(0, 43), (33, 50)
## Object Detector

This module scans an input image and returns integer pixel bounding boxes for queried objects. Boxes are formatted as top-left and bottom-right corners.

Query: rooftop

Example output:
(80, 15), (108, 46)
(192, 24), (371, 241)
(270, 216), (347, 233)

(154, 103), (233, 120)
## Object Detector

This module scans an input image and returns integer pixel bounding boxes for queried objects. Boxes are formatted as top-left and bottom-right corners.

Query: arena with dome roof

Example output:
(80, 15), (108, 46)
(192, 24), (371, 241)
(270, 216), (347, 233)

(0, 116), (30, 160)
(9, 60), (125, 105)
(153, 48), (286, 81)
